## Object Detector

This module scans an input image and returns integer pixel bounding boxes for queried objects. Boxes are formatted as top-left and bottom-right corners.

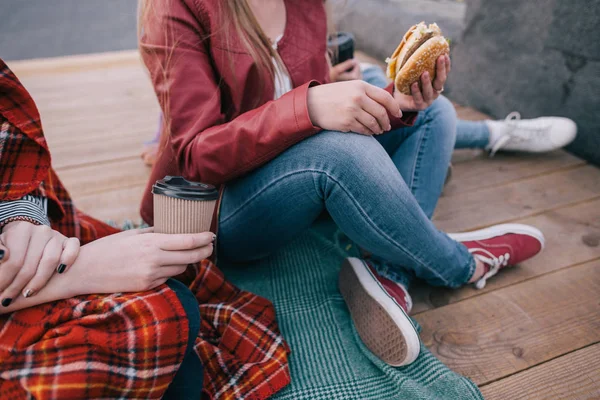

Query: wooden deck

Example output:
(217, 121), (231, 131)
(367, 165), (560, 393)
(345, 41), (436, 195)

(8, 51), (600, 400)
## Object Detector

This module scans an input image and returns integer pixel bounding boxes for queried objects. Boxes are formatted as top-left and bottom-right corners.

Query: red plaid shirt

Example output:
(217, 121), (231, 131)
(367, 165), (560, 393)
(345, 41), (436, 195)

(0, 59), (291, 399)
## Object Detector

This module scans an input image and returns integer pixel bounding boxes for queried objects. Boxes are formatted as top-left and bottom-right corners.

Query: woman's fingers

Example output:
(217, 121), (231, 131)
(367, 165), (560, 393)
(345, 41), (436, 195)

(159, 244), (214, 266)
(420, 71), (436, 104)
(410, 82), (426, 110)
(360, 96), (391, 132)
(21, 235), (63, 298)
(0, 242), (8, 263)
(364, 84), (402, 117)
(445, 55), (452, 74)
(347, 117), (374, 135)
(0, 227), (53, 304)
(0, 228), (30, 294)
(354, 110), (383, 135)
(333, 59), (356, 74)
(337, 63), (362, 81)
(155, 265), (190, 280)
(57, 237), (80, 275)
(432, 55), (447, 92)
(154, 232), (215, 251)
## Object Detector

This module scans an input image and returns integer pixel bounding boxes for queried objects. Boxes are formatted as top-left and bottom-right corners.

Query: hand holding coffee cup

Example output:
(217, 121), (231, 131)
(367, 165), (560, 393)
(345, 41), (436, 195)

(152, 176), (218, 234)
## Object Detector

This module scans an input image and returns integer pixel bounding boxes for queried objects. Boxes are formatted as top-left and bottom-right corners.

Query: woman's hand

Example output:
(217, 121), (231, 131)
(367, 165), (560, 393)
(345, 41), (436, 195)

(70, 228), (215, 296)
(394, 55), (451, 112)
(0, 221), (80, 306)
(329, 59), (362, 82)
(307, 80), (402, 135)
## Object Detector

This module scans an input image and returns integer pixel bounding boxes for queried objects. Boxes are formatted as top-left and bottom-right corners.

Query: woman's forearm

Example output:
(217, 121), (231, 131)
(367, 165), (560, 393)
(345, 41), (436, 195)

(0, 243), (99, 314)
(0, 229), (213, 314)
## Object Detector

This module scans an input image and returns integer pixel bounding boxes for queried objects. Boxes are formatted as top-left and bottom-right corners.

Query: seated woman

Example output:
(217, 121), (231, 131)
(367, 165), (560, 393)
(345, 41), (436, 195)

(0, 59), (289, 400)
(138, 0), (546, 369)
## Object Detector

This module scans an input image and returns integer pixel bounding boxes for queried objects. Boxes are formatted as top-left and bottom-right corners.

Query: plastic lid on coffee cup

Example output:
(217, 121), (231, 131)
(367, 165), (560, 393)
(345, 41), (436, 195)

(152, 176), (218, 201)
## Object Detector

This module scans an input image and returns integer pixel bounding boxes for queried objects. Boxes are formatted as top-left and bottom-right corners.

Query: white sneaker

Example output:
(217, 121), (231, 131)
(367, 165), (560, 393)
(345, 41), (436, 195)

(486, 112), (577, 156)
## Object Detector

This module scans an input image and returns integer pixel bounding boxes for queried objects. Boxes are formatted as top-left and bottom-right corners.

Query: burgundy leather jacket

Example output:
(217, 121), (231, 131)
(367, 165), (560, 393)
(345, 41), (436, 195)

(140, 0), (416, 224)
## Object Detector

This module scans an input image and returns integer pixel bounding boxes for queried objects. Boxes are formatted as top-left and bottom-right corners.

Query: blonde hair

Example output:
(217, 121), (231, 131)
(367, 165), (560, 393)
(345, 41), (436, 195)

(137, 0), (335, 90)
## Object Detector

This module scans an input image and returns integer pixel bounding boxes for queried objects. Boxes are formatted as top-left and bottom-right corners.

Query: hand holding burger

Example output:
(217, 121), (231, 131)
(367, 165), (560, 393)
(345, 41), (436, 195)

(387, 22), (451, 111)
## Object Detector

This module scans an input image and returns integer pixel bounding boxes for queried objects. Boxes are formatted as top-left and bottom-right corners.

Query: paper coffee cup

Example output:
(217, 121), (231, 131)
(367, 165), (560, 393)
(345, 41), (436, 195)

(152, 176), (218, 234)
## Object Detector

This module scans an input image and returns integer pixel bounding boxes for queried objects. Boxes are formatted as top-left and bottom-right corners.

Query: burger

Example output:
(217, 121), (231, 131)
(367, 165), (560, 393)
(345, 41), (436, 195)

(386, 22), (450, 95)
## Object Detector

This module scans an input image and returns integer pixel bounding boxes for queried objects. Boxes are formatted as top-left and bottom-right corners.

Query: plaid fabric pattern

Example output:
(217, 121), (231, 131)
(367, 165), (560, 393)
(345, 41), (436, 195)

(0, 286), (189, 400)
(0, 58), (292, 399)
(192, 260), (292, 400)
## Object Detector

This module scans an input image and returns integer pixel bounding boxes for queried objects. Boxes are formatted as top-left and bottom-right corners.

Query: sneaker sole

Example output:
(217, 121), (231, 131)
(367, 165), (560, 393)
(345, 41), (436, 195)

(447, 223), (545, 249)
(338, 258), (420, 367)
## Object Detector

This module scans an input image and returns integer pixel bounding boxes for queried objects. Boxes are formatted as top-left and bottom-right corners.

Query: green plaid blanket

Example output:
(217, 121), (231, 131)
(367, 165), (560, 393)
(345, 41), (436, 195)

(221, 223), (483, 400)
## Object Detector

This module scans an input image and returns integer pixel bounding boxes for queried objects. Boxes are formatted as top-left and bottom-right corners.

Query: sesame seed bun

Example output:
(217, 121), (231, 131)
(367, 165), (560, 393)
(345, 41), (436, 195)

(386, 23), (449, 95)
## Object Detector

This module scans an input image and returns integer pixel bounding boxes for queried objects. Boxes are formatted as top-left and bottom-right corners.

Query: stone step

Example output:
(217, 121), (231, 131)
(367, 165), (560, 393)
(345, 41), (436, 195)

(333, 0), (466, 61)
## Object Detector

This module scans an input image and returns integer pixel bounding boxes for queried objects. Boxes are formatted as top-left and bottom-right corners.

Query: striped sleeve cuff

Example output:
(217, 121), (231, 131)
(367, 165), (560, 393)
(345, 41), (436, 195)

(0, 195), (51, 230)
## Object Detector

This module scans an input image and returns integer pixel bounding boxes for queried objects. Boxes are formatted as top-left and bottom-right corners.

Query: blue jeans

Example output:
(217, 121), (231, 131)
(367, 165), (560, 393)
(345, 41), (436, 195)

(163, 279), (203, 400)
(361, 64), (490, 149)
(218, 96), (475, 289)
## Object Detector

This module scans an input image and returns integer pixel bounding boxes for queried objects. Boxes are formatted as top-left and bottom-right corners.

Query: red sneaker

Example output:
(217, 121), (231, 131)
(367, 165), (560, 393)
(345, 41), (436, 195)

(338, 257), (420, 367)
(448, 223), (545, 289)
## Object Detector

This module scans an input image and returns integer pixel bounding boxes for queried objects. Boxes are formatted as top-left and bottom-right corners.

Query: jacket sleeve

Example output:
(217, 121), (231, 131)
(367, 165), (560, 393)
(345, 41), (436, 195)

(140, 0), (320, 186)
(0, 195), (51, 231)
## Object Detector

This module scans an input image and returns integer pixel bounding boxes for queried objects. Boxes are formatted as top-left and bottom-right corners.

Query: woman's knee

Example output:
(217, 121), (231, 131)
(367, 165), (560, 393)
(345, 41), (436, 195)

(300, 131), (409, 202)
(428, 95), (456, 119)
(166, 279), (200, 344)
(307, 130), (390, 173)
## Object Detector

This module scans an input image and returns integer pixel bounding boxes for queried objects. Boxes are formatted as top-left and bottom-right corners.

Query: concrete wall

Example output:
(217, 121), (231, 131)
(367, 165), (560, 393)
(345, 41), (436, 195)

(335, 0), (467, 61)
(446, 0), (600, 164)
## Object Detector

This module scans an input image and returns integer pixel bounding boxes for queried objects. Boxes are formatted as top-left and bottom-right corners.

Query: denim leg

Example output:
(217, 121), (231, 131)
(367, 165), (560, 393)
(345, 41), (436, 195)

(370, 95), (457, 286)
(218, 130), (475, 288)
(376, 95), (456, 218)
(454, 120), (490, 149)
(163, 279), (203, 400)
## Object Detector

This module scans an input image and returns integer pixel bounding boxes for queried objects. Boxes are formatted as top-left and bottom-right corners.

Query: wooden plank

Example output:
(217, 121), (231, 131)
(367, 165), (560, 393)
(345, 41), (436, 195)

(74, 185), (147, 224)
(49, 128), (154, 171)
(433, 164), (600, 232)
(414, 260), (600, 386)
(7, 50), (142, 77)
(8, 55), (158, 170)
(480, 343), (600, 400)
(444, 150), (585, 195)
(412, 197), (600, 313)
(58, 158), (151, 199)
(454, 104), (490, 121)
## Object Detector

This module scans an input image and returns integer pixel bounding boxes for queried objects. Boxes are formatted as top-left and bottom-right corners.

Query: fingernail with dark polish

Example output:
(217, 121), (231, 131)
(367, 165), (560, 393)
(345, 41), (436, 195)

(2, 298), (12, 307)
(0, 249), (4, 260)
(23, 289), (33, 298)
(57, 264), (67, 274)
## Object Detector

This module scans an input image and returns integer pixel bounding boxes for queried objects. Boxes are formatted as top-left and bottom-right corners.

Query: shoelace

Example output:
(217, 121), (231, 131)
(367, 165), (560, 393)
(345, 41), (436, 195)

(489, 111), (552, 157)
(470, 248), (510, 289)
